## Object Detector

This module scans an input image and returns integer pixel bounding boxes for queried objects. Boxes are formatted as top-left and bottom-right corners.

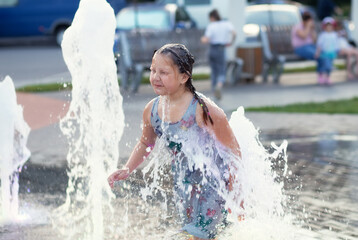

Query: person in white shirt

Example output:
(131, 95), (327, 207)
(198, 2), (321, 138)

(201, 9), (236, 100)
(315, 17), (339, 85)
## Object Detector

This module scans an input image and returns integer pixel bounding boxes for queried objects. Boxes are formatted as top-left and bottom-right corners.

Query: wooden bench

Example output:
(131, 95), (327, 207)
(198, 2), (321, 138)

(116, 29), (243, 92)
(259, 22), (354, 83)
(259, 25), (287, 83)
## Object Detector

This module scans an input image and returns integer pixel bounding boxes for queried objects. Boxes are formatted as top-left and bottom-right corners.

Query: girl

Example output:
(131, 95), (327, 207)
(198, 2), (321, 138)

(315, 17), (339, 85)
(108, 43), (242, 240)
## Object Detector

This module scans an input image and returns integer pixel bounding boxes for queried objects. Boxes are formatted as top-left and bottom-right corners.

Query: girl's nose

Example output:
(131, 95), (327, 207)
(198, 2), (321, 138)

(151, 71), (159, 80)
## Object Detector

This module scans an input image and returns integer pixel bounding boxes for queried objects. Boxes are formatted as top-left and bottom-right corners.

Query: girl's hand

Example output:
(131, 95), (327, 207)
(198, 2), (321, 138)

(107, 167), (130, 188)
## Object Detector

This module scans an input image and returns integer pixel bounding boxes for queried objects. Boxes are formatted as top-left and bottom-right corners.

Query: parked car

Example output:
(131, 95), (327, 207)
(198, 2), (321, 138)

(114, 3), (197, 54)
(243, 3), (302, 42)
(156, 0), (230, 29)
(0, 0), (126, 46)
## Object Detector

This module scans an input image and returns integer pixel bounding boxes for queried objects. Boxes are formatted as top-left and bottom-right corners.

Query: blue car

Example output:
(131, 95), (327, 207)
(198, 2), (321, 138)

(0, 0), (126, 45)
(113, 3), (197, 55)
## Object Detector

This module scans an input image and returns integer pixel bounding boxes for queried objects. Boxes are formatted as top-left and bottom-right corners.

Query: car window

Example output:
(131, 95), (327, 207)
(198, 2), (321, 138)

(271, 10), (300, 25)
(175, 7), (191, 22)
(0, 0), (18, 7)
(116, 9), (170, 30)
(184, 0), (211, 5)
(157, 0), (211, 4)
(246, 8), (300, 26)
(245, 10), (270, 26)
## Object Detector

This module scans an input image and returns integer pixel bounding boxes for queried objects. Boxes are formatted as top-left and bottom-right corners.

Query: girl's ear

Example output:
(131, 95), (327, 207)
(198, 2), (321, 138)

(180, 72), (190, 85)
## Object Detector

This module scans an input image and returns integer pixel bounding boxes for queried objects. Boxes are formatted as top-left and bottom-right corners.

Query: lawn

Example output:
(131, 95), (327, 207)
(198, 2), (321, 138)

(245, 97), (358, 114)
(16, 73), (211, 92)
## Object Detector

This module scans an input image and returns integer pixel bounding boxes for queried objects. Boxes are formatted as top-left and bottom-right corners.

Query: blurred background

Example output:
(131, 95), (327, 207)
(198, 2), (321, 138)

(0, 0), (357, 87)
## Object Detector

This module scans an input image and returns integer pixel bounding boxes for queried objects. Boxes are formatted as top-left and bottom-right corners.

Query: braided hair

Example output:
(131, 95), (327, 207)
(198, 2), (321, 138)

(154, 43), (214, 125)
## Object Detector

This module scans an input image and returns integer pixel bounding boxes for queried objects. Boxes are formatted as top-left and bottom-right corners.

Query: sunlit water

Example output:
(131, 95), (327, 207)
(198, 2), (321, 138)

(2, 125), (358, 239)
(0, 76), (31, 224)
(1, 0), (358, 239)
(51, 0), (124, 239)
(45, 0), (294, 236)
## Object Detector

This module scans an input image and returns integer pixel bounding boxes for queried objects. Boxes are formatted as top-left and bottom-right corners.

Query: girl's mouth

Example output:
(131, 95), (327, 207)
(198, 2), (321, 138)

(153, 83), (163, 88)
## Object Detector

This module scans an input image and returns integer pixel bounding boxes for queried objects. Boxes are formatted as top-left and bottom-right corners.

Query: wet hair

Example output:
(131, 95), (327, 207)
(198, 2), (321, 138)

(154, 43), (214, 125)
(302, 11), (312, 22)
(209, 9), (221, 21)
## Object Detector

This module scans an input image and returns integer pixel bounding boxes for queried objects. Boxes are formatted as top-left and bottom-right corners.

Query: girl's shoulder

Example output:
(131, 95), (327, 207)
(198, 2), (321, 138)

(196, 94), (227, 128)
(143, 97), (158, 122)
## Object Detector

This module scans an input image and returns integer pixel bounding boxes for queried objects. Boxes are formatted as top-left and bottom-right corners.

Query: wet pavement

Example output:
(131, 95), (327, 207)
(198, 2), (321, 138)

(1, 71), (358, 239)
(1, 129), (358, 240)
(286, 134), (358, 240)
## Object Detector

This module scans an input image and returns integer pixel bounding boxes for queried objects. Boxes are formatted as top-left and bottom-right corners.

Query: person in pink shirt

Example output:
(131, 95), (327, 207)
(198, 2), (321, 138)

(291, 11), (318, 60)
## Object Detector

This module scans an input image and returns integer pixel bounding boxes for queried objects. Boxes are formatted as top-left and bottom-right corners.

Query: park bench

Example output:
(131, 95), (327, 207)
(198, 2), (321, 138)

(116, 29), (243, 92)
(259, 21), (356, 83)
(259, 25), (297, 83)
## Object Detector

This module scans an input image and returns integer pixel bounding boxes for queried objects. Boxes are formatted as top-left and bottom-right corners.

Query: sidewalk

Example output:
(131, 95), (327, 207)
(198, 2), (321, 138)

(16, 70), (358, 167)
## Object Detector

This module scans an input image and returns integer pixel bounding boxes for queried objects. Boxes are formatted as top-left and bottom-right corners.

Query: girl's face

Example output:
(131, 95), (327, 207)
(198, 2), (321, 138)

(324, 23), (334, 32)
(150, 53), (188, 96)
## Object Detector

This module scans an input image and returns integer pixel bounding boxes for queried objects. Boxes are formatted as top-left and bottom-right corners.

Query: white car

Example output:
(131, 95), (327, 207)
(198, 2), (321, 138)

(244, 3), (302, 42)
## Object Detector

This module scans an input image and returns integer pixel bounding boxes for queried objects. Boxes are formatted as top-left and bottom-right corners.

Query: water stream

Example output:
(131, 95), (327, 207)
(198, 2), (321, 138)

(1, 0), (357, 239)
(51, 0), (124, 239)
(0, 76), (31, 224)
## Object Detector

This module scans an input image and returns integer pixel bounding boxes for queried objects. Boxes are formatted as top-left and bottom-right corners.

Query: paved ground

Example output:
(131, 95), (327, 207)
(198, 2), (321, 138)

(3, 69), (357, 240)
(16, 69), (358, 167)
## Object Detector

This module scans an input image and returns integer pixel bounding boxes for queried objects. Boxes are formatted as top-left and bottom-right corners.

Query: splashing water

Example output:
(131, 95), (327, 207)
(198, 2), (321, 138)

(130, 99), (298, 239)
(52, 0), (124, 239)
(48, 0), (301, 238)
(0, 76), (31, 224)
(224, 107), (295, 239)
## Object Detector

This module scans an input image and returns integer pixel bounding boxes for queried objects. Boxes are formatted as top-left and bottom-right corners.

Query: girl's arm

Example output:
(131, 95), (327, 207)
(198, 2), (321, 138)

(196, 100), (241, 158)
(196, 100), (242, 214)
(315, 46), (321, 59)
(315, 34), (323, 59)
(197, 100), (244, 217)
(311, 27), (317, 42)
(108, 100), (157, 188)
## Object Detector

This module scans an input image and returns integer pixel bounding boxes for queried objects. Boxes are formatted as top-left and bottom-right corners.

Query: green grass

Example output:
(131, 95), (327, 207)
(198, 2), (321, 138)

(140, 72), (210, 84)
(14, 63), (345, 92)
(246, 97), (358, 114)
(283, 63), (345, 74)
(16, 73), (211, 93)
(16, 82), (73, 92)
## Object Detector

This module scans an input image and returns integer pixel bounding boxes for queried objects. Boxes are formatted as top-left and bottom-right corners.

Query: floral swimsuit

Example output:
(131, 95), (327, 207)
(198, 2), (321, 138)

(150, 96), (229, 239)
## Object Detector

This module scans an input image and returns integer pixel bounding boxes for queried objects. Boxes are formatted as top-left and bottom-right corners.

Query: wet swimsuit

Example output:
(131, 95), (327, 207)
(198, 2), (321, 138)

(150, 96), (229, 239)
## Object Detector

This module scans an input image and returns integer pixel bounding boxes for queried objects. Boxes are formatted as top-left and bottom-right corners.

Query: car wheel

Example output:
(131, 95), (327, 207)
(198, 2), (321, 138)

(55, 27), (68, 46)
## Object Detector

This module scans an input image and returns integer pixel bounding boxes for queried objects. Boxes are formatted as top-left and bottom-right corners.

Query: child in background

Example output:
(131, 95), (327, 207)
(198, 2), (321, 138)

(315, 17), (339, 85)
(108, 43), (242, 239)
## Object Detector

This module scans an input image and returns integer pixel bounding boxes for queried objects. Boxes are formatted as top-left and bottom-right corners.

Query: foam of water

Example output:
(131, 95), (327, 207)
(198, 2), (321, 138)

(223, 107), (295, 239)
(0, 76), (31, 224)
(52, 0), (125, 239)
(134, 101), (299, 239)
(48, 0), (304, 238)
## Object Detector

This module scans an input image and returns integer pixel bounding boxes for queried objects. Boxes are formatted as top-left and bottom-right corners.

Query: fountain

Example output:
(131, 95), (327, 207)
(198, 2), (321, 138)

(47, 0), (296, 238)
(1, 0), (357, 239)
(52, 0), (124, 239)
(0, 76), (31, 223)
